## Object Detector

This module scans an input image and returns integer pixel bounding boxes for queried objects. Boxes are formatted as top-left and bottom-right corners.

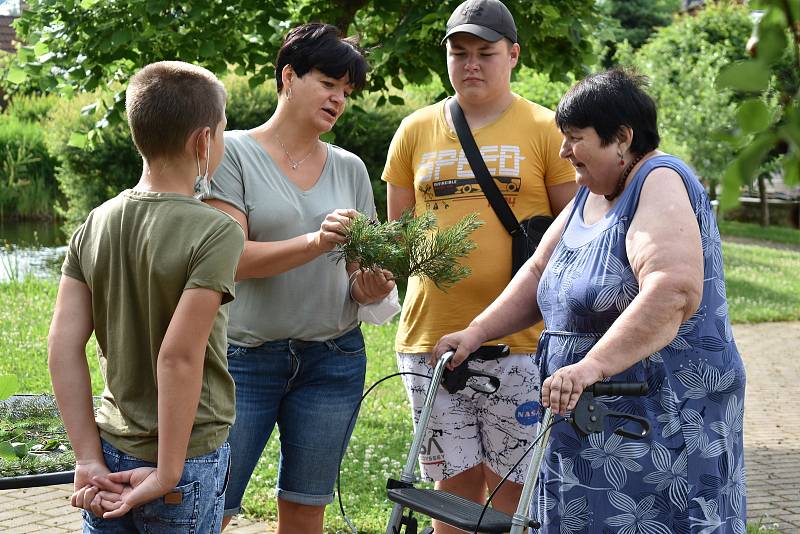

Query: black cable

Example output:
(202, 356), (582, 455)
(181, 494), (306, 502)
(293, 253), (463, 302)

(336, 371), (432, 533)
(472, 417), (565, 534)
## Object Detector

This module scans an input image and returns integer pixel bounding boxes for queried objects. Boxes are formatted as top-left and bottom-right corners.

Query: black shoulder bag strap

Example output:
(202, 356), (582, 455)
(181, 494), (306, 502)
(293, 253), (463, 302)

(447, 98), (524, 239)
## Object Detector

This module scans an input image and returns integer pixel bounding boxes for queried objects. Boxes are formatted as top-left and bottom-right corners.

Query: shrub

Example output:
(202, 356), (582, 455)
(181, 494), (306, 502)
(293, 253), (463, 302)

(44, 73), (413, 232)
(222, 74), (277, 131)
(0, 115), (59, 220)
(45, 93), (141, 236)
(330, 100), (410, 220)
(4, 94), (60, 124)
(512, 67), (573, 110)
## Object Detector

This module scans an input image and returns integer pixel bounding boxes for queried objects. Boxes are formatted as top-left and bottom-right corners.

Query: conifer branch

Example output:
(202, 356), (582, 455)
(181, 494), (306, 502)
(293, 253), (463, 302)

(331, 211), (483, 290)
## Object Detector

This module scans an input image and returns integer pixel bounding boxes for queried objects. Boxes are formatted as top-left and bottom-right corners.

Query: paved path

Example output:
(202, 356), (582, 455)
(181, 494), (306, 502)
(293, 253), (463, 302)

(737, 321), (800, 533)
(1, 321), (799, 533)
(0, 483), (272, 533)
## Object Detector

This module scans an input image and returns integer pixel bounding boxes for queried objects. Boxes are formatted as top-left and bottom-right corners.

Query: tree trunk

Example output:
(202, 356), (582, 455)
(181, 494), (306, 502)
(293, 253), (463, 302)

(758, 173), (769, 227)
(334, 0), (369, 34)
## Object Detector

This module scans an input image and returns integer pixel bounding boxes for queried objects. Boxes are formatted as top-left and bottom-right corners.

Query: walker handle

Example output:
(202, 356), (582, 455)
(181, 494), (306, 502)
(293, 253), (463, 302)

(464, 344), (510, 361)
(591, 382), (649, 397)
(441, 345), (509, 395)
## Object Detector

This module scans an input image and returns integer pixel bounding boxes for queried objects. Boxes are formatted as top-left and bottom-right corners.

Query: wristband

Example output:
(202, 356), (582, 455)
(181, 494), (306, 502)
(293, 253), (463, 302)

(348, 270), (365, 305)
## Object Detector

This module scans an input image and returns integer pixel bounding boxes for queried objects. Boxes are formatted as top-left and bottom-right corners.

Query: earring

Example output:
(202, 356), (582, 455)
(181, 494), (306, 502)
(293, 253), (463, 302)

(617, 149), (625, 167)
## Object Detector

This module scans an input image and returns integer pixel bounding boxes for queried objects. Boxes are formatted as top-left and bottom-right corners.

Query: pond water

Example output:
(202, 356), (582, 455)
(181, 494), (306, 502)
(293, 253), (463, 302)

(0, 220), (67, 282)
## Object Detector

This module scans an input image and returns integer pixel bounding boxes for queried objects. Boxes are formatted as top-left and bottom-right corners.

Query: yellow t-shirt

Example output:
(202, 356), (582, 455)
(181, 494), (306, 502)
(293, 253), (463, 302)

(382, 94), (575, 353)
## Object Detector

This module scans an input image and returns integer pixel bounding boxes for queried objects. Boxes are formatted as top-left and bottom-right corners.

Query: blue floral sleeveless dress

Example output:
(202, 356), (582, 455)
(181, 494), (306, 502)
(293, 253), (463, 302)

(534, 155), (747, 534)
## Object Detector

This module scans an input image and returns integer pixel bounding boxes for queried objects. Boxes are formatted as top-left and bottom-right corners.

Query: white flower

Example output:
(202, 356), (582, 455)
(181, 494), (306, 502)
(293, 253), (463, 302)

(559, 496), (591, 534)
(656, 387), (681, 439)
(605, 491), (672, 534)
(689, 497), (724, 534)
(580, 432), (649, 490)
(722, 460), (746, 517)
(675, 361), (735, 400)
(591, 254), (639, 313)
(681, 408), (708, 455)
(703, 395), (744, 461)
(643, 442), (689, 511)
(666, 314), (699, 351)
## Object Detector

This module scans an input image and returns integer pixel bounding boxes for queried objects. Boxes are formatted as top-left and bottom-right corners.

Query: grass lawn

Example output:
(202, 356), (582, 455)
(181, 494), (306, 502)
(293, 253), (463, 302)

(719, 220), (800, 247)
(723, 242), (800, 323)
(1, 233), (796, 532)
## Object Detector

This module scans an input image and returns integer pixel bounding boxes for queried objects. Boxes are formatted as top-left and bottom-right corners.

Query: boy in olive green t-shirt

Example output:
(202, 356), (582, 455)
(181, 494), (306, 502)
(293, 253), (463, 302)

(48, 61), (244, 533)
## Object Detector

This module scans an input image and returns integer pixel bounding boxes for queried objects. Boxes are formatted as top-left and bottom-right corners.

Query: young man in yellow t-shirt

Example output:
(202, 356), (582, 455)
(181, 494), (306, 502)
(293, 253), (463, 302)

(381, 1), (576, 531)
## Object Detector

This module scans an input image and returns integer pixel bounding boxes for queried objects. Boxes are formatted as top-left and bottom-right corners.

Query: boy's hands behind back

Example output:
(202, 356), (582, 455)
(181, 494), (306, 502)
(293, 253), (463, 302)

(89, 467), (176, 518)
(72, 459), (119, 517)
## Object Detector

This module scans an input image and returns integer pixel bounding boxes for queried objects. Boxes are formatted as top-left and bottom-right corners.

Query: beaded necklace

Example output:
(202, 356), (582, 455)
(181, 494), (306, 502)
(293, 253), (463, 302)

(605, 153), (645, 201)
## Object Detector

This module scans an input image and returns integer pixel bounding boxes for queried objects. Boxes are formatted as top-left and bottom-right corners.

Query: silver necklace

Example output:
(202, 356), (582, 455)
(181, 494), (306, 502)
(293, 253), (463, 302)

(275, 134), (316, 170)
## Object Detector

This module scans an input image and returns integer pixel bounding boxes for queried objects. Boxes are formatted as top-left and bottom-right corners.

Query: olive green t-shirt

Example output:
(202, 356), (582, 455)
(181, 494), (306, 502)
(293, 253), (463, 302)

(61, 189), (244, 462)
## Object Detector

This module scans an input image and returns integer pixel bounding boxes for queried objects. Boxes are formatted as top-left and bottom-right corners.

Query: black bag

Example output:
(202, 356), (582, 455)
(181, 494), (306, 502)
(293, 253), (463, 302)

(448, 99), (553, 277)
(511, 215), (555, 274)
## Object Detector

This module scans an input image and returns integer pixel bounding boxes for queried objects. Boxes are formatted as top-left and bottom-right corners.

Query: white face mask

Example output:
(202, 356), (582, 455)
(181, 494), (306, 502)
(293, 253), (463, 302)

(193, 132), (211, 200)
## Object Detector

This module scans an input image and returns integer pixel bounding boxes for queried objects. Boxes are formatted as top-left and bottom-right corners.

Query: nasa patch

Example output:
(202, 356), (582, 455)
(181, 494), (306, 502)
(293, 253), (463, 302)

(515, 401), (541, 426)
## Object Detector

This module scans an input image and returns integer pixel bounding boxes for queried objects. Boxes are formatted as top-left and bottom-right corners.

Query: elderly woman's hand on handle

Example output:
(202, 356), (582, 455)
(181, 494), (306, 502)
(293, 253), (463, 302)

(541, 358), (606, 415)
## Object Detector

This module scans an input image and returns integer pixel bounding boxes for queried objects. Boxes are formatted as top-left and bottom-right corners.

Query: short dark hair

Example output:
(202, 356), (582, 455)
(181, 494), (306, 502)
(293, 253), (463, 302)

(275, 23), (369, 92)
(555, 69), (660, 156)
(126, 61), (226, 161)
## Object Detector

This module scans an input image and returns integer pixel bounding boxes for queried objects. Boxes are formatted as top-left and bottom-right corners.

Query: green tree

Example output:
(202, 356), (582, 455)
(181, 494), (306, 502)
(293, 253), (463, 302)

(624, 3), (755, 199)
(716, 0), (800, 208)
(7, 0), (597, 131)
(599, 0), (681, 67)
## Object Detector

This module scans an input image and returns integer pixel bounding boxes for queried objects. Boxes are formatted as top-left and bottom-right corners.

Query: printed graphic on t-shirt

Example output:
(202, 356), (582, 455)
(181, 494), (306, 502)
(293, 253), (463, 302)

(416, 144), (525, 211)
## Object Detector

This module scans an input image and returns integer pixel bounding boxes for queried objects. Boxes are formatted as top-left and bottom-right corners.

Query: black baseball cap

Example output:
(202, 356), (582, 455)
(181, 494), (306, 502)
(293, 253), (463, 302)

(442, 0), (518, 45)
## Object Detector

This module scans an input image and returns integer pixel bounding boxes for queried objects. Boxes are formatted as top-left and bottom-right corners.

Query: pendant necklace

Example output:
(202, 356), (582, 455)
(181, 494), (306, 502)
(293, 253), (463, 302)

(275, 134), (316, 170)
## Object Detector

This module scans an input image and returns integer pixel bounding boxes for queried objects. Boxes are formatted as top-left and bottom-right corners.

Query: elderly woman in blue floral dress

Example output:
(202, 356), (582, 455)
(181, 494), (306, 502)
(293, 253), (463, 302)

(433, 69), (746, 533)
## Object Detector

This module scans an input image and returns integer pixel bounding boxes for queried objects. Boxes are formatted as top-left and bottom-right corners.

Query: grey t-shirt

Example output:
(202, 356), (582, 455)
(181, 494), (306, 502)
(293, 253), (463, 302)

(208, 130), (376, 345)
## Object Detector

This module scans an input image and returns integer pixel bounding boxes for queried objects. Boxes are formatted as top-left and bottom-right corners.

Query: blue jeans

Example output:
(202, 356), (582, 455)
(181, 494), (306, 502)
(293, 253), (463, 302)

(82, 440), (230, 533)
(223, 326), (367, 514)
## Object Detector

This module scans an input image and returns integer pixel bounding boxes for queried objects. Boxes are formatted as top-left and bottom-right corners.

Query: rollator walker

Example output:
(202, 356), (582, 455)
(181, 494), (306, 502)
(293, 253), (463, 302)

(385, 348), (651, 534)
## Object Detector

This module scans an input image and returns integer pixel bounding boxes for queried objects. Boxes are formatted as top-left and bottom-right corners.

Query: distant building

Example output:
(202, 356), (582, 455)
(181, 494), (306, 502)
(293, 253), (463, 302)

(0, 0), (22, 16)
(0, 15), (17, 54)
(681, 0), (747, 16)
(0, 0), (21, 53)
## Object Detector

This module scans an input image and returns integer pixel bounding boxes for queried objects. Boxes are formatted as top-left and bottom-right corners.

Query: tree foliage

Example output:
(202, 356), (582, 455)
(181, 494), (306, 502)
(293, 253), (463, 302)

(624, 3), (755, 197)
(7, 0), (597, 130)
(598, 0), (681, 67)
(716, 0), (800, 208)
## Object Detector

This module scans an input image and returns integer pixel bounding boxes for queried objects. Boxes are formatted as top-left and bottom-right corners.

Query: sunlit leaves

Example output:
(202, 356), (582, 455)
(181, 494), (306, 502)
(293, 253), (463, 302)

(716, 2), (799, 200)
(5, 0), (597, 133)
(5, 65), (28, 85)
(721, 131), (777, 209)
(736, 99), (771, 133)
(717, 60), (771, 92)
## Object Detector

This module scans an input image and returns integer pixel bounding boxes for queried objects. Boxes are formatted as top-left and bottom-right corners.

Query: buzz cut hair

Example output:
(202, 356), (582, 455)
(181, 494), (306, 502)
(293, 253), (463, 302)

(126, 61), (226, 161)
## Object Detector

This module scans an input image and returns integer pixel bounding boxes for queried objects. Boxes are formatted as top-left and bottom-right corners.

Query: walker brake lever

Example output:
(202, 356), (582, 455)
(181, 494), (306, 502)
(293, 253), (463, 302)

(571, 389), (651, 440)
(441, 345), (509, 395)
(441, 367), (500, 394)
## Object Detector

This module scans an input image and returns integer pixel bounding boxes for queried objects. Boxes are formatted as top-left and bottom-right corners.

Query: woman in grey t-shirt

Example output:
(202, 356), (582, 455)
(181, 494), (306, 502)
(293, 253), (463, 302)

(205, 23), (394, 534)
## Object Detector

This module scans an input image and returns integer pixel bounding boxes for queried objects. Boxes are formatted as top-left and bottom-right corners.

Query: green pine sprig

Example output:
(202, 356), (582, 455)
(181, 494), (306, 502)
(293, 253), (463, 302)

(331, 210), (483, 290)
